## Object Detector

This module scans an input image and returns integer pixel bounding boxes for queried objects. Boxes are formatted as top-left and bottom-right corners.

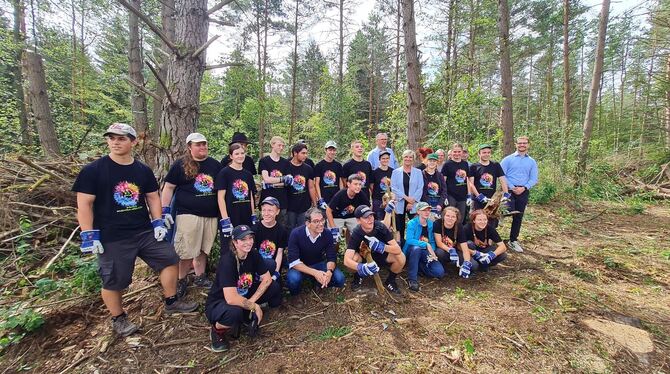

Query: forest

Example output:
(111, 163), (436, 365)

(0, 0), (669, 372)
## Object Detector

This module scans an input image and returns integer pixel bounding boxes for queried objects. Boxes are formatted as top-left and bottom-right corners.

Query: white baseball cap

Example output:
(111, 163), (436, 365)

(186, 132), (207, 144)
(324, 140), (338, 149)
(104, 123), (137, 138)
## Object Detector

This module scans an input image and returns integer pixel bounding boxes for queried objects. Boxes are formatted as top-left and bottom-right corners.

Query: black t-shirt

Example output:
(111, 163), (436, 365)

(286, 162), (313, 213)
(342, 159), (372, 201)
(463, 223), (502, 248)
(347, 221), (394, 254)
(206, 249), (268, 306)
(313, 159), (344, 203)
(370, 167), (393, 201)
(441, 160), (470, 201)
(72, 156), (157, 243)
(433, 219), (467, 247)
(305, 158), (315, 169)
(469, 161), (505, 198)
(417, 163), (426, 171)
(328, 189), (369, 219)
(221, 154), (257, 175)
(164, 157), (222, 217)
(253, 221), (288, 261)
(422, 170), (446, 207)
(214, 166), (257, 226)
(257, 155), (290, 209)
(420, 225), (430, 242)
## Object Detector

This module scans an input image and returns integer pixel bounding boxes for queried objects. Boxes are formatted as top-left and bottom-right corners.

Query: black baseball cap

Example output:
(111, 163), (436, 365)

(260, 196), (281, 208)
(354, 205), (375, 219)
(231, 225), (254, 240)
(379, 150), (391, 159)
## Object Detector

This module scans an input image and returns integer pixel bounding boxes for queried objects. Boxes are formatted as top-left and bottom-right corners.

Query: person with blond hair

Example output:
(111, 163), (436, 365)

(258, 136), (293, 225)
(342, 139), (373, 203)
(390, 149), (424, 244)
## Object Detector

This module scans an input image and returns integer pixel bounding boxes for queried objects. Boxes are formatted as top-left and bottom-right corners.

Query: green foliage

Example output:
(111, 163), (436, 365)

(578, 162), (624, 200)
(316, 326), (351, 340)
(529, 182), (557, 205)
(571, 268), (597, 282)
(0, 305), (44, 350)
(462, 338), (475, 357)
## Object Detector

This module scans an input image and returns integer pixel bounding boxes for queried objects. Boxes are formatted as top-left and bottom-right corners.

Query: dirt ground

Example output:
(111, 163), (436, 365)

(1, 200), (669, 373)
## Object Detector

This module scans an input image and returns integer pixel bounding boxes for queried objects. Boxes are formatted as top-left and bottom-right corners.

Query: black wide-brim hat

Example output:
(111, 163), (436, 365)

(229, 132), (250, 145)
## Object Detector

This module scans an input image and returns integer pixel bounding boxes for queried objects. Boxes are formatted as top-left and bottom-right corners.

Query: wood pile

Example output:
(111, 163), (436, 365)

(622, 161), (670, 199)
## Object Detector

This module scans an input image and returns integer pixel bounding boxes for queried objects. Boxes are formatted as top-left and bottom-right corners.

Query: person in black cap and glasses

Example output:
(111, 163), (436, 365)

(253, 197), (288, 282)
(206, 224), (282, 352)
(221, 132), (257, 175)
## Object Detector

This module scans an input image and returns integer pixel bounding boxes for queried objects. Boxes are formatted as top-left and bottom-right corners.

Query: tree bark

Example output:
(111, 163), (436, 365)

(24, 51), (60, 158)
(666, 54), (670, 149)
(258, 0), (270, 155)
(288, 0), (299, 145)
(560, 0), (571, 167)
(128, 0), (152, 166)
(497, 0), (514, 156)
(339, 0), (344, 86)
(402, 0), (424, 151)
(395, 0), (400, 93)
(153, 0), (174, 161)
(576, 0), (610, 184)
(444, 0), (455, 113)
(12, 0), (31, 145)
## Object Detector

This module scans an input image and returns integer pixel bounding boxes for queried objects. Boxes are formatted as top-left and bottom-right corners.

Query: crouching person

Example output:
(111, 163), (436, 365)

(286, 207), (346, 295)
(463, 209), (507, 272)
(434, 207), (472, 279)
(344, 205), (405, 294)
(206, 225), (282, 352)
(402, 202), (445, 292)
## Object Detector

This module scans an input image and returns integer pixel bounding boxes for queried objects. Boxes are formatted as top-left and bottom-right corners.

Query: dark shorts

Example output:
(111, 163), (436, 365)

(98, 230), (180, 291)
(205, 280), (282, 326)
(371, 251), (391, 267)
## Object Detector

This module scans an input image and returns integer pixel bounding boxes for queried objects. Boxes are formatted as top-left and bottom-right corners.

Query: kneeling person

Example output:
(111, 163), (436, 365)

(326, 174), (369, 242)
(205, 225), (282, 352)
(345, 206), (405, 294)
(463, 209), (507, 272)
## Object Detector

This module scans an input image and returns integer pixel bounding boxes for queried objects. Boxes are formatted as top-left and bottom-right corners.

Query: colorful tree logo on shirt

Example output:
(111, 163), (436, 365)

(236, 272), (253, 296)
(270, 169), (283, 178)
(232, 179), (249, 200)
(419, 235), (430, 243)
(323, 170), (337, 186)
(259, 240), (276, 259)
(442, 235), (454, 247)
(480, 173), (494, 188)
(292, 175), (306, 192)
(113, 181), (140, 207)
(356, 171), (367, 186)
(340, 205), (355, 217)
(380, 177), (390, 192)
(427, 182), (439, 196)
(194, 173), (214, 193)
(455, 169), (467, 184)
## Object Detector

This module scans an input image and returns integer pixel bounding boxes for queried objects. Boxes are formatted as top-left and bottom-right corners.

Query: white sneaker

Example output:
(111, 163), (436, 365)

(509, 241), (524, 253)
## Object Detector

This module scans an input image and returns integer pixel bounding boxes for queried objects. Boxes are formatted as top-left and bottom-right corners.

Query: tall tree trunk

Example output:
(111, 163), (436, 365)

(338, 0), (344, 85)
(395, 0), (400, 93)
(560, 0), (571, 167)
(526, 53), (533, 130)
(259, 0), (269, 155)
(24, 51), (60, 158)
(402, 0), (424, 150)
(666, 54), (670, 149)
(467, 0), (478, 92)
(288, 0), (299, 144)
(444, 0), (455, 113)
(128, 0), (151, 165)
(498, 0), (514, 156)
(12, 0), (31, 145)
(153, 0), (174, 155)
(576, 0), (610, 184)
(640, 39), (656, 157)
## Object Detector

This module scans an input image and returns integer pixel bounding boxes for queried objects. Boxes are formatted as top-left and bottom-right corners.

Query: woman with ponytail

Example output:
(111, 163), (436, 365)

(434, 207), (472, 278)
(462, 209), (507, 274)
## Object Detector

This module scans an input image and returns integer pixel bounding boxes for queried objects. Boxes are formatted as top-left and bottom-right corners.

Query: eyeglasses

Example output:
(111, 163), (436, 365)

(309, 218), (325, 225)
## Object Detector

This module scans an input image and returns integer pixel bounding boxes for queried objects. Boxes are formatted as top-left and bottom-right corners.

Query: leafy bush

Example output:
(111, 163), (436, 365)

(529, 182), (557, 205)
(0, 305), (44, 350)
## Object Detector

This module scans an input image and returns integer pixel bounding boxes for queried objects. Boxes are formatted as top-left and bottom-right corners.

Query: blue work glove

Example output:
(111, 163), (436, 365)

(219, 218), (233, 237)
(161, 206), (174, 229)
(330, 227), (340, 242)
(356, 261), (379, 277)
(281, 174), (294, 186)
(262, 182), (273, 190)
(448, 248), (460, 266)
(80, 229), (104, 254)
(431, 206), (440, 214)
(251, 214), (258, 226)
(317, 198), (328, 210)
(459, 260), (472, 279)
(472, 250), (483, 262)
(476, 193), (489, 204)
(364, 235), (385, 254)
(426, 252), (437, 263)
(466, 194), (473, 207)
(151, 219), (167, 241)
(384, 199), (396, 214)
(501, 192), (511, 203)
(271, 270), (280, 281)
(479, 251), (496, 265)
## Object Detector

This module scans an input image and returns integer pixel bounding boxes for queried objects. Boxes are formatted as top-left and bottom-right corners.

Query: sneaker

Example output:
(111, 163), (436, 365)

(384, 278), (401, 295)
(193, 274), (213, 288)
(165, 299), (199, 315)
(176, 278), (188, 299)
(111, 313), (139, 337)
(351, 274), (363, 291)
(210, 326), (230, 352)
(407, 280), (420, 292)
(509, 241), (524, 253)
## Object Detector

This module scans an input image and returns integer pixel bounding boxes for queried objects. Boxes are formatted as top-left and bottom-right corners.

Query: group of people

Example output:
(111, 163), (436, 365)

(72, 124), (538, 352)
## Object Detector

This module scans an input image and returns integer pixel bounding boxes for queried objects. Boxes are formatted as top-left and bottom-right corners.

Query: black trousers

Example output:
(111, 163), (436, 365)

(509, 189), (529, 242)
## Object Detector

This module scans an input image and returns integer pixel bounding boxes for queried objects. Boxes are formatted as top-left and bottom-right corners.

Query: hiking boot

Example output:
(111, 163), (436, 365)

(111, 313), (139, 337)
(351, 274), (363, 291)
(407, 280), (420, 292)
(509, 241), (524, 253)
(210, 326), (230, 352)
(193, 274), (213, 288)
(176, 277), (188, 299)
(384, 278), (401, 295)
(165, 299), (199, 315)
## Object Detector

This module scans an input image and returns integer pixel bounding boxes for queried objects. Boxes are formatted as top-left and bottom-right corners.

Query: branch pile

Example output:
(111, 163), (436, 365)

(621, 161), (670, 199)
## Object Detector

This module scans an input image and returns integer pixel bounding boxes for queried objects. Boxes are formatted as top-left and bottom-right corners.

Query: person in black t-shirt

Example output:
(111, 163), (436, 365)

(433, 207), (472, 278)
(72, 123), (197, 337)
(462, 209), (507, 273)
(342, 140), (373, 203)
(216, 143), (258, 236)
(220, 132), (257, 175)
(258, 136), (292, 225)
(345, 205), (405, 294)
(421, 153), (448, 216)
(441, 143), (470, 222)
(285, 143), (316, 229)
(205, 225), (281, 352)
(161, 133), (221, 297)
(326, 174), (369, 242)
(468, 144), (509, 211)
(313, 140), (344, 210)
(253, 197), (288, 281)
(370, 151), (393, 219)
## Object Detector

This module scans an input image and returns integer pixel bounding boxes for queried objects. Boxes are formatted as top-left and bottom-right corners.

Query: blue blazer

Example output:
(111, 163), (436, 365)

(391, 167), (424, 214)
(402, 216), (436, 254)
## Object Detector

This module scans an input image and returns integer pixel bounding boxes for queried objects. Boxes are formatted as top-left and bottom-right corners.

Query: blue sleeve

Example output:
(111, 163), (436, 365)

(404, 219), (427, 248)
(527, 160), (539, 189)
(391, 169), (405, 199)
(390, 149), (398, 169)
(410, 170), (424, 202)
(500, 155), (510, 175)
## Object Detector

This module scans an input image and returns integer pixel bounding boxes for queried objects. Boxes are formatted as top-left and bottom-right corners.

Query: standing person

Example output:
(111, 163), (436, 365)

(391, 150), (424, 244)
(344, 205), (405, 294)
(463, 149), (471, 166)
(367, 132), (398, 169)
(253, 197), (288, 281)
(500, 136), (538, 253)
(435, 149), (447, 171)
(286, 143), (316, 229)
(325, 174), (369, 242)
(221, 132), (257, 175)
(206, 225), (282, 352)
(342, 140), (373, 203)
(416, 147), (433, 170)
(72, 123), (197, 337)
(421, 153), (449, 216)
(402, 202), (445, 291)
(161, 133), (221, 298)
(286, 208), (346, 295)
(441, 143), (470, 221)
(468, 144), (509, 214)
(257, 136), (293, 225)
(216, 143), (258, 237)
(370, 151), (394, 218)
(433, 207), (472, 278)
(463, 210), (507, 272)
(313, 140), (344, 211)
(296, 139), (316, 168)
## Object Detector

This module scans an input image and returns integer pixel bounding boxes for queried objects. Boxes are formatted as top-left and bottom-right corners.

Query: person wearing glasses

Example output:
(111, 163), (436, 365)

(367, 132), (398, 170)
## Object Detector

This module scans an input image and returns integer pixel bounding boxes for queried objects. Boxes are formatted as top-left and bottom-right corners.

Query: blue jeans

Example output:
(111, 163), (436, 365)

(406, 245), (445, 282)
(286, 261), (345, 295)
